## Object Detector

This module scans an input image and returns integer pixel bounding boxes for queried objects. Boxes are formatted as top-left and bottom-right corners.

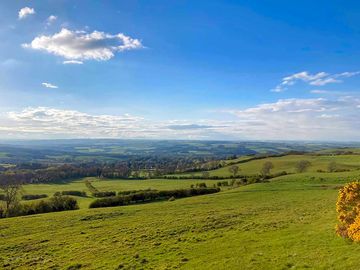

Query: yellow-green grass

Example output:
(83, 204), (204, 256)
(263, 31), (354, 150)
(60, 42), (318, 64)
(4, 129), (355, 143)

(21, 178), (221, 208)
(178, 154), (360, 177)
(1, 171), (360, 269)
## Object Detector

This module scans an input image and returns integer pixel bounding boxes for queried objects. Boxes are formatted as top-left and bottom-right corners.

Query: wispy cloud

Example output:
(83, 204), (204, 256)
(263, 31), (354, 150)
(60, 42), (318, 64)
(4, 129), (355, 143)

(18, 7), (35, 20)
(63, 60), (83, 65)
(42, 82), (58, 89)
(23, 28), (144, 62)
(272, 71), (360, 92)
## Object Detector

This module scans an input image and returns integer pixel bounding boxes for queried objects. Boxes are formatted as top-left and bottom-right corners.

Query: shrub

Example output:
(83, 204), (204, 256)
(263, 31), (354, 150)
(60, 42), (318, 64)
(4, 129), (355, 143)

(336, 182), (360, 240)
(22, 194), (48, 200)
(0, 194), (5, 201)
(60, 191), (87, 197)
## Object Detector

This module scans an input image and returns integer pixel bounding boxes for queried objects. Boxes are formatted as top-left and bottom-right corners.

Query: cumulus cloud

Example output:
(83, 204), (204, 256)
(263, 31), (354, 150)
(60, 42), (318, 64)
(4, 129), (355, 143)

(18, 7), (35, 20)
(46, 15), (57, 25)
(42, 82), (58, 89)
(63, 60), (83, 65)
(22, 28), (144, 62)
(272, 71), (360, 92)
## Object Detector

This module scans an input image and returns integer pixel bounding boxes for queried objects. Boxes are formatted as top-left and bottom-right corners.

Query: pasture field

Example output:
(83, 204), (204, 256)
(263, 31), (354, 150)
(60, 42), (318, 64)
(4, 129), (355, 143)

(177, 154), (360, 177)
(2, 154), (360, 269)
(2, 172), (360, 269)
(20, 178), (222, 208)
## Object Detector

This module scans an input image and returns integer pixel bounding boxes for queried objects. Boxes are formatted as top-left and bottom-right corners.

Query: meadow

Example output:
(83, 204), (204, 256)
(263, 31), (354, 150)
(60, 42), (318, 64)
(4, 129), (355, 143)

(2, 153), (360, 269)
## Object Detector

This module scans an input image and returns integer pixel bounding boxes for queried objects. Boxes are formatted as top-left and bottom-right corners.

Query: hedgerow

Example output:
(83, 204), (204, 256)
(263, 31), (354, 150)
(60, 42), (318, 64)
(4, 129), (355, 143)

(21, 194), (48, 200)
(89, 187), (220, 208)
(1, 195), (79, 218)
(58, 191), (87, 197)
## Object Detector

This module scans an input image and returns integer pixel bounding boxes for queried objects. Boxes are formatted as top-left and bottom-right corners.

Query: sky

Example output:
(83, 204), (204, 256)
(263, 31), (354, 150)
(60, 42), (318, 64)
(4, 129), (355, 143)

(1, 0), (360, 141)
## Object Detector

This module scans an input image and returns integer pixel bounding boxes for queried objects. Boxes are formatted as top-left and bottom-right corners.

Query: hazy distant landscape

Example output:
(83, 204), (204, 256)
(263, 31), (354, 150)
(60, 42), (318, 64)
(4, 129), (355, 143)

(1, 140), (360, 269)
(2, 1), (360, 269)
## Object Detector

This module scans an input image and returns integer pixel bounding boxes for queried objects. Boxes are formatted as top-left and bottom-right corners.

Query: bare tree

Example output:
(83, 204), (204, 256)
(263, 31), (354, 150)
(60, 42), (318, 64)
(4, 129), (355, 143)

(228, 165), (240, 177)
(261, 161), (274, 176)
(295, 160), (311, 173)
(0, 174), (22, 213)
(202, 171), (210, 178)
(328, 161), (338, 172)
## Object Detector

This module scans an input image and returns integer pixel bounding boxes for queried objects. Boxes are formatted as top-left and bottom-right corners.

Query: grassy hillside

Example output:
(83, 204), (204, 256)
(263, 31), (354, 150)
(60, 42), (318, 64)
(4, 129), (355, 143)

(178, 154), (360, 177)
(2, 170), (360, 269)
(2, 153), (360, 269)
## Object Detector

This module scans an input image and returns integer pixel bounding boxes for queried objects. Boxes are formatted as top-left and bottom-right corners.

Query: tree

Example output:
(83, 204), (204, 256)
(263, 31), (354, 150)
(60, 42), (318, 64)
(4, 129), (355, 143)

(328, 161), (337, 172)
(228, 165), (240, 177)
(201, 171), (210, 178)
(295, 160), (311, 173)
(0, 173), (22, 215)
(260, 161), (274, 176)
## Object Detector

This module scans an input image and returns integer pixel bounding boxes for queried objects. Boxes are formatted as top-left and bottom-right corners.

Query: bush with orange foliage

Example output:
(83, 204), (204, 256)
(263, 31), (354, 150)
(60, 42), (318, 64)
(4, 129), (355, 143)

(336, 182), (360, 241)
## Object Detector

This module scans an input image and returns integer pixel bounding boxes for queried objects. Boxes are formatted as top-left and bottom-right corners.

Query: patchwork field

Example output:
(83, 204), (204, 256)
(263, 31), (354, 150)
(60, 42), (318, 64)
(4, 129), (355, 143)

(2, 154), (360, 269)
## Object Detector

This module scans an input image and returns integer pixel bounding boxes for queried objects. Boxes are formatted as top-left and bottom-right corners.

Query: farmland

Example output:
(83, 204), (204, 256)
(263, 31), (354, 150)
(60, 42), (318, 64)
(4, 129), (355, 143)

(2, 151), (360, 269)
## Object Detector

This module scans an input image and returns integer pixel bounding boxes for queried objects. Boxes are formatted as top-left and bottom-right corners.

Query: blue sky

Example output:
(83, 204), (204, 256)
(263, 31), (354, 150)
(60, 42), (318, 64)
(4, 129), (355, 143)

(1, 0), (360, 140)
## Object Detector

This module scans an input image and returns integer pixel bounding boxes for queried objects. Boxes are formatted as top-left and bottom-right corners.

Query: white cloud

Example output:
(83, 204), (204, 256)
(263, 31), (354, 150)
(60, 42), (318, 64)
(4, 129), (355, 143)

(272, 71), (360, 92)
(46, 15), (57, 25)
(310, 90), (330, 94)
(22, 28), (144, 62)
(42, 82), (58, 89)
(221, 97), (360, 140)
(2, 97), (360, 140)
(63, 60), (83, 65)
(18, 7), (35, 20)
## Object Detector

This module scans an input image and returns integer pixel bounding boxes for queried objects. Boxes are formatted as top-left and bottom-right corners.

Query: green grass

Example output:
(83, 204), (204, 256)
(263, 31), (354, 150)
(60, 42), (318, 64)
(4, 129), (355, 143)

(178, 154), (360, 177)
(3, 155), (360, 269)
(21, 178), (221, 208)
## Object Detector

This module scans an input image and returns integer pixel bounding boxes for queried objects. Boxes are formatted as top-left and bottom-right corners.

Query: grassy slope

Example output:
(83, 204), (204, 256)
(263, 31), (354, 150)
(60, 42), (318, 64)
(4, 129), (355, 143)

(2, 171), (360, 269)
(178, 154), (360, 177)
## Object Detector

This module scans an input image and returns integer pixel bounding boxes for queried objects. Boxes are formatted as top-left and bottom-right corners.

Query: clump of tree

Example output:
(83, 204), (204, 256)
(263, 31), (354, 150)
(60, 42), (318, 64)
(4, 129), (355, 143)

(21, 194), (48, 200)
(89, 187), (220, 209)
(228, 165), (240, 178)
(295, 160), (311, 173)
(336, 182), (360, 241)
(201, 171), (210, 178)
(260, 161), (274, 176)
(217, 181), (230, 187)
